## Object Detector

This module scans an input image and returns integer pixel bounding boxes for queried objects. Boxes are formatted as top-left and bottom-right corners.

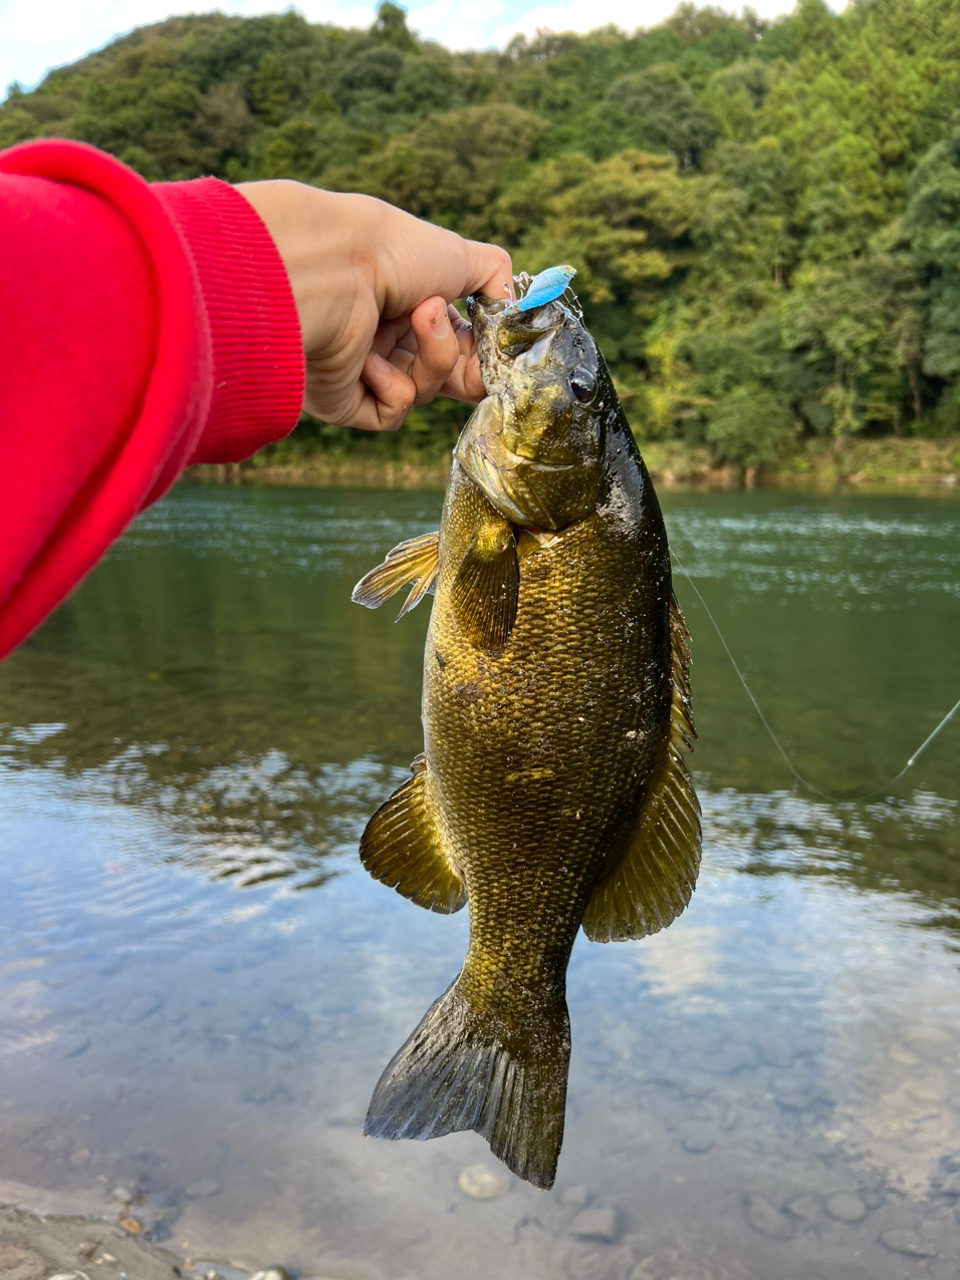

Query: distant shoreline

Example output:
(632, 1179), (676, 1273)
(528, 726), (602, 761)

(187, 437), (960, 496)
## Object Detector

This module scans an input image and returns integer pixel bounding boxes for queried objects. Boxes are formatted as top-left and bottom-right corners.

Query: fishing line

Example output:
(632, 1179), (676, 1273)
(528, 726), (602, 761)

(671, 550), (960, 804)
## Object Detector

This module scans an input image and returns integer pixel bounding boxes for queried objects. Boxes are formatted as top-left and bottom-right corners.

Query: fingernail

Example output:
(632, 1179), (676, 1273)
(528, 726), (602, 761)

(431, 310), (450, 339)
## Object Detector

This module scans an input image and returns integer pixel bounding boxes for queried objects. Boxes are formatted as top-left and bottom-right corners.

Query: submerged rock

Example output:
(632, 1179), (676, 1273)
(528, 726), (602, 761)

(785, 1193), (820, 1222)
(183, 1177), (221, 1199)
(568, 1205), (622, 1244)
(58, 1033), (92, 1059)
(879, 1228), (938, 1258)
(118, 994), (164, 1024)
(743, 1195), (794, 1241)
(680, 1130), (714, 1154)
(692, 1043), (757, 1075)
(457, 1163), (511, 1199)
(825, 1192), (866, 1223)
(560, 1185), (592, 1211)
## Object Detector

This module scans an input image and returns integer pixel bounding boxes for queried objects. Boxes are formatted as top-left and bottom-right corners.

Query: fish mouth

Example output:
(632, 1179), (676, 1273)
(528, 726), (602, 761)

(466, 292), (508, 321)
(468, 293), (565, 382)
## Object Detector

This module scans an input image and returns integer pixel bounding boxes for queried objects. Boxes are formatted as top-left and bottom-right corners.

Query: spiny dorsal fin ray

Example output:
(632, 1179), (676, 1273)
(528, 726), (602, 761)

(450, 520), (519, 653)
(351, 531), (440, 619)
(581, 594), (701, 943)
(359, 760), (466, 914)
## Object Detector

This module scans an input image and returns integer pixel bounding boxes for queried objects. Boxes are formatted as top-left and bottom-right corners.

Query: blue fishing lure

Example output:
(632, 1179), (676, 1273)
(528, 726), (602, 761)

(508, 264), (577, 313)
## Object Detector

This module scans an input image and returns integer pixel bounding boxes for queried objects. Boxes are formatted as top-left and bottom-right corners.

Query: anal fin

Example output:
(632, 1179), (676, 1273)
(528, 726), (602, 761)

(451, 516), (519, 653)
(582, 594), (701, 942)
(360, 759), (466, 914)
(352, 531), (440, 620)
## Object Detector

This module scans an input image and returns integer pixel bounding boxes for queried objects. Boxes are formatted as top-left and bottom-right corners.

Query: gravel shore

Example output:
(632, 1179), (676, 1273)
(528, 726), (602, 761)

(0, 1203), (184, 1280)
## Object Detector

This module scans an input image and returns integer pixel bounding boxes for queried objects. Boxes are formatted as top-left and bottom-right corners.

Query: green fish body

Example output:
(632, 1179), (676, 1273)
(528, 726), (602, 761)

(352, 288), (700, 1189)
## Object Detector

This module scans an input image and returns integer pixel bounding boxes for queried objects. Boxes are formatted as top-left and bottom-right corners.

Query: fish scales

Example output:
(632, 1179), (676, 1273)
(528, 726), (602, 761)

(352, 275), (700, 1188)
(427, 471), (672, 996)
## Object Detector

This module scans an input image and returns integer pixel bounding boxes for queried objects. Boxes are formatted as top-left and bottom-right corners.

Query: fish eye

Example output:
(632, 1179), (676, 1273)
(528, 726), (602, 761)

(569, 366), (597, 403)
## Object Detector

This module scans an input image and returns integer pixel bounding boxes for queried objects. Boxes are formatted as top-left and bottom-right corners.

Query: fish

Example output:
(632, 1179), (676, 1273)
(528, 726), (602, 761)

(351, 274), (701, 1190)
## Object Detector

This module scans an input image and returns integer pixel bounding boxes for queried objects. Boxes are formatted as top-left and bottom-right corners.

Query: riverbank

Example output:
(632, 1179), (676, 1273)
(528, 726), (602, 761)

(0, 1198), (290, 1280)
(0, 1201), (185, 1280)
(187, 436), (960, 494)
(0, 1177), (289, 1280)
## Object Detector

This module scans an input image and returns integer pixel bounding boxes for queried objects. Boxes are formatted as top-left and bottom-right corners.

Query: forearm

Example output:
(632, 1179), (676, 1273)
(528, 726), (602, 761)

(0, 140), (511, 663)
(0, 140), (304, 661)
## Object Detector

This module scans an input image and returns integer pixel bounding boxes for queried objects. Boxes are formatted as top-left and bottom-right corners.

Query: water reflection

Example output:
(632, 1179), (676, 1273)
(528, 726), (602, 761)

(0, 485), (959, 1279)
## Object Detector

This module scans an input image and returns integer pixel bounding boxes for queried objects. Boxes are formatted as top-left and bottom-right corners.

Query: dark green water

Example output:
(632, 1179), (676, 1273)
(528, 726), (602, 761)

(0, 484), (958, 1280)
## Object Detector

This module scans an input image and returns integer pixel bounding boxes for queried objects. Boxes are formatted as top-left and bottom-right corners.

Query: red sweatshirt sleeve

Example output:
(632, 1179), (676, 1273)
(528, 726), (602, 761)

(0, 139), (305, 662)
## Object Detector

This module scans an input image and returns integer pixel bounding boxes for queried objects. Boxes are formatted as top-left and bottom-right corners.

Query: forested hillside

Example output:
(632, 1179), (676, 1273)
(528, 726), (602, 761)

(4, 0), (960, 467)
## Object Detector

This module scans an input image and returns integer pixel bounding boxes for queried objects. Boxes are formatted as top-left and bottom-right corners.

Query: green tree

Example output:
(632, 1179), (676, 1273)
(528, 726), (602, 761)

(505, 150), (700, 374)
(905, 130), (960, 380)
(326, 104), (547, 236)
(372, 1), (417, 52)
(780, 254), (924, 436)
(1, 0), (958, 458)
(250, 51), (289, 125)
(584, 65), (718, 166)
(706, 386), (795, 468)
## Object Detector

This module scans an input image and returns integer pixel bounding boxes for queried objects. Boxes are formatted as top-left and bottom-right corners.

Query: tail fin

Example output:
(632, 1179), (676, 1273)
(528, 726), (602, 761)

(364, 978), (570, 1190)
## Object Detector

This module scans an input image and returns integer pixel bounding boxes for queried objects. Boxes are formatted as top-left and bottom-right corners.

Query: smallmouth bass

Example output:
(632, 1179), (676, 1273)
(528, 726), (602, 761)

(352, 280), (701, 1190)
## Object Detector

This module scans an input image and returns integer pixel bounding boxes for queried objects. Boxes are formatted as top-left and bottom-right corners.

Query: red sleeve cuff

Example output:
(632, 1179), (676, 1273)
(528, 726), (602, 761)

(0, 140), (304, 661)
(154, 178), (305, 465)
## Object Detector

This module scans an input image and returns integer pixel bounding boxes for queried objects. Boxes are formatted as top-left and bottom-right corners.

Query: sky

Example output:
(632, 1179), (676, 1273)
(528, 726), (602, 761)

(0, 0), (797, 99)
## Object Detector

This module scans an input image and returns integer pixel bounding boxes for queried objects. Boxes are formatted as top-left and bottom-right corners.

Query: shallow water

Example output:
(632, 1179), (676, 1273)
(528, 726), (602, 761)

(1, 484), (959, 1280)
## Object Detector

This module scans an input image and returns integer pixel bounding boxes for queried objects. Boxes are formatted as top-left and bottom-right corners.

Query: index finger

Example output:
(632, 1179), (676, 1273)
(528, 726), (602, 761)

(466, 237), (516, 304)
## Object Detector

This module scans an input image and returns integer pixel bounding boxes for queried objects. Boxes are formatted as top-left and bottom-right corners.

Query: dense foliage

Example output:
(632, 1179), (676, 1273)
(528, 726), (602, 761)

(4, 0), (960, 465)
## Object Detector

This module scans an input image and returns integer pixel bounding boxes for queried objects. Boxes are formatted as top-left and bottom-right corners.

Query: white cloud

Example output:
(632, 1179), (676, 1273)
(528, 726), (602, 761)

(0, 1), (374, 95)
(635, 922), (724, 1007)
(406, 0), (506, 51)
(1, 0), (154, 45)
(1, 0), (180, 92)
(0, 0), (799, 99)
(491, 0), (792, 46)
(279, 0), (382, 30)
(494, 0), (665, 45)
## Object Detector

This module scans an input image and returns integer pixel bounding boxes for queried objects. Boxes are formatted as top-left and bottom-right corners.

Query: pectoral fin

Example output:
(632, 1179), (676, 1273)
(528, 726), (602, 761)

(451, 520), (519, 653)
(360, 757), (466, 914)
(582, 595), (701, 942)
(352, 531), (440, 620)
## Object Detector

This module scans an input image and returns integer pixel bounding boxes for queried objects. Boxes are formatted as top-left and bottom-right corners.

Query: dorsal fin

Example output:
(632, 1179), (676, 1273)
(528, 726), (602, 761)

(582, 595), (701, 942)
(352, 531), (440, 620)
(360, 758), (466, 914)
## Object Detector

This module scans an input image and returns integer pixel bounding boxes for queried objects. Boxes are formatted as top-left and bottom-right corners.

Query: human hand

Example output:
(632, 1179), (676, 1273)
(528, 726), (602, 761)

(236, 180), (513, 430)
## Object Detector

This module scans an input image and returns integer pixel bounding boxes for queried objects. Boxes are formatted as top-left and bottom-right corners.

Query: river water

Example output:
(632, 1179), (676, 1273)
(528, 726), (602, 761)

(1, 483), (959, 1280)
